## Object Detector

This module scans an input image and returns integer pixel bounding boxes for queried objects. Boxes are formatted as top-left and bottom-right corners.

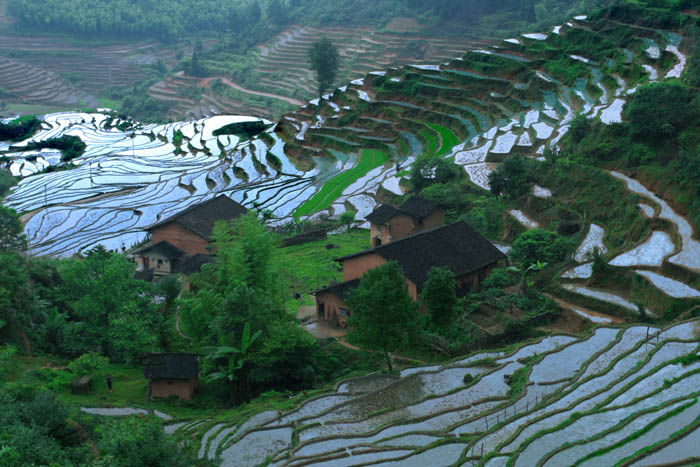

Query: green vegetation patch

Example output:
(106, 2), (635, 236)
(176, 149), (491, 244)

(212, 120), (269, 139)
(294, 148), (387, 220)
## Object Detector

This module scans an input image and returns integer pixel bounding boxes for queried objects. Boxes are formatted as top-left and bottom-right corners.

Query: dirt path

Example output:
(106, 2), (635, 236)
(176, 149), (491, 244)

(546, 294), (624, 324)
(181, 72), (304, 106)
(335, 337), (429, 366)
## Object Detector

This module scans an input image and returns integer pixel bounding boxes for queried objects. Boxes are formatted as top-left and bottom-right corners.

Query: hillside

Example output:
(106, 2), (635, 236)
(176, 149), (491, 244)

(0, 0), (619, 121)
(2, 0), (700, 465)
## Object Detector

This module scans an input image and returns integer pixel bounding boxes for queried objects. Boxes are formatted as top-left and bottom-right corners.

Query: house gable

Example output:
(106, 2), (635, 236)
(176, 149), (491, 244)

(151, 222), (210, 256)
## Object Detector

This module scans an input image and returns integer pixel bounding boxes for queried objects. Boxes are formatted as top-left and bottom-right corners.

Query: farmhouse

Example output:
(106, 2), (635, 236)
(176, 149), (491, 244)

(366, 196), (445, 247)
(313, 221), (507, 328)
(133, 195), (246, 277)
(144, 353), (199, 400)
(147, 195), (247, 256)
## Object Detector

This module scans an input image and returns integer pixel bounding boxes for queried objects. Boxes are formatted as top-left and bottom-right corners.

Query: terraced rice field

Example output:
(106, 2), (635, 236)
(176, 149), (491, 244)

(253, 25), (485, 102)
(163, 320), (700, 466)
(0, 33), (176, 110)
(3, 11), (699, 319)
(294, 148), (387, 220)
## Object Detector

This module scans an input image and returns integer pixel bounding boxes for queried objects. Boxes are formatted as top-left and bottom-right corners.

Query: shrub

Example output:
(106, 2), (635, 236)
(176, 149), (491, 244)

(626, 82), (697, 139)
(509, 229), (574, 266)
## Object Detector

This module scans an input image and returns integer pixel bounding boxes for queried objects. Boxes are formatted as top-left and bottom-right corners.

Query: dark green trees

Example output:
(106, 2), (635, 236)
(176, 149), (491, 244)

(309, 38), (340, 97)
(421, 266), (461, 329)
(488, 155), (536, 199)
(346, 261), (420, 371)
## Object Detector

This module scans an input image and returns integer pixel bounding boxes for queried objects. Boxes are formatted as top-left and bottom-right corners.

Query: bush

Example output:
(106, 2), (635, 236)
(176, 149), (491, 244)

(488, 155), (536, 199)
(570, 115), (591, 143)
(626, 82), (697, 139)
(67, 352), (108, 377)
(0, 117), (41, 141)
(481, 267), (517, 289)
(509, 229), (574, 266)
(410, 155), (461, 193)
(24, 135), (86, 162)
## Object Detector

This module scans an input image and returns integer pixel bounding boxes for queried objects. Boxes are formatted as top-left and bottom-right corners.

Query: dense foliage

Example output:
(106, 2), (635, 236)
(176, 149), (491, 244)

(24, 135), (87, 162)
(0, 116), (41, 142)
(309, 38), (340, 97)
(509, 229), (575, 266)
(0, 387), (200, 466)
(180, 213), (342, 403)
(346, 261), (421, 370)
(8, 0), (621, 43)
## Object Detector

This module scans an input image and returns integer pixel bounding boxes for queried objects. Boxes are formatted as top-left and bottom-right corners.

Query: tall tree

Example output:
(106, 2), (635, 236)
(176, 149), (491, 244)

(58, 247), (161, 362)
(0, 207), (27, 253)
(421, 266), (461, 329)
(346, 261), (420, 371)
(309, 38), (340, 97)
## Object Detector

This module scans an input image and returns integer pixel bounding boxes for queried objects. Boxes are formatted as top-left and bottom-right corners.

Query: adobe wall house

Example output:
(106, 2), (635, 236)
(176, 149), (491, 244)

(132, 241), (185, 276)
(144, 353), (199, 401)
(366, 196), (446, 247)
(147, 195), (247, 256)
(313, 222), (507, 328)
(132, 195), (245, 283)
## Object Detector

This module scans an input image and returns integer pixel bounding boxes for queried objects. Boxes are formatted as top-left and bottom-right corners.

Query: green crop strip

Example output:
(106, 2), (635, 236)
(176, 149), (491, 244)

(426, 123), (459, 156)
(294, 148), (388, 221)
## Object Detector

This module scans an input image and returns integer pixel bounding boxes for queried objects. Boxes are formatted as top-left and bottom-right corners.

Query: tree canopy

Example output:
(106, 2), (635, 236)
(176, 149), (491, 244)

(346, 261), (421, 371)
(421, 266), (461, 329)
(309, 38), (340, 97)
(509, 229), (574, 267)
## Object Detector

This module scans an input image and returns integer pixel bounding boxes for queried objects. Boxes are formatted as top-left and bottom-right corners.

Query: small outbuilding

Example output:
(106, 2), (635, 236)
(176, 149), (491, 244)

(144, 353), (199, 400)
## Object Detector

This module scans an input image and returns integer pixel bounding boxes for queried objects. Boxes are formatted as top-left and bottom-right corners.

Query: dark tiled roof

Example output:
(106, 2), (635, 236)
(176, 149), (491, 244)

(148, 195), (247, 240)
(313, 279), (360, 301)
(144, 353), (199, 380)
(365, 204), (401, 225)
(338, 222), (506, 289)
(174, 254), (212, 275)
(399, 196), (443, 220)
(133, 241), (185, 261)
(365, 196), (443, 224)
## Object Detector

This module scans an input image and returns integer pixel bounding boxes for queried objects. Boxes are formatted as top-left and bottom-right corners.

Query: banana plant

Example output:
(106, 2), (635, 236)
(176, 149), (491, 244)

(508, 260), (548, 294)
(204, 322), (261, 403)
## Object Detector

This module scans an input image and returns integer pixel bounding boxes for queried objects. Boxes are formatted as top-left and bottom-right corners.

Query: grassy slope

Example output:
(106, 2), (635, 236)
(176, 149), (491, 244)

(294, 148), (388, 220)
(278, 228), (369, 312)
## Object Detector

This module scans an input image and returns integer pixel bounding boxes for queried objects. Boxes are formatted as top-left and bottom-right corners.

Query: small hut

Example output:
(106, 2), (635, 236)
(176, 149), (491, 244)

(144, 353), (199, 400)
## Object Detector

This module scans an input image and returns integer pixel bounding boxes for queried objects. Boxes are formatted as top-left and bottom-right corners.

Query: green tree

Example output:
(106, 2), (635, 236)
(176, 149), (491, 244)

(0, 169), (16, 198)
(509, 229), (573, 266)
(488, 155), (536, 199)
(309, 38), (340, 96)
(421, 266), (461, 329)
(346, 261), (420, 371)
(626, 82), (696, 139)
(0, 207), (27, 253)
(410, 154), (461, 193)
(58, 248), (161, 362)
(508, 260), (547, 295)
(0, 253), (38, 347)
(67, 351), (108, 377)
(180, 212), (330, 400)
(204, 322), (261, 404)
(570, 114), (592, 143)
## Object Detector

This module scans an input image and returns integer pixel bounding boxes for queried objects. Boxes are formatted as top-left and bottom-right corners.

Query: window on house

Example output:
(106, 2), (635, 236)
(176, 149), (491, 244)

(339, 308), (348, 317)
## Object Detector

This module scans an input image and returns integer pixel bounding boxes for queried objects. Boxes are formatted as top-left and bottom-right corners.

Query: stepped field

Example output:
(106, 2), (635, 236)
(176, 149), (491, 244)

(165, 319), (700, 466)
(3, 7), (700, 318)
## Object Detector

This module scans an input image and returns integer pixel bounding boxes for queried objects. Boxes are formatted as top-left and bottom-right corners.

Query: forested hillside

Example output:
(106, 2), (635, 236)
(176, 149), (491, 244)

(9, 0), (621, 42)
